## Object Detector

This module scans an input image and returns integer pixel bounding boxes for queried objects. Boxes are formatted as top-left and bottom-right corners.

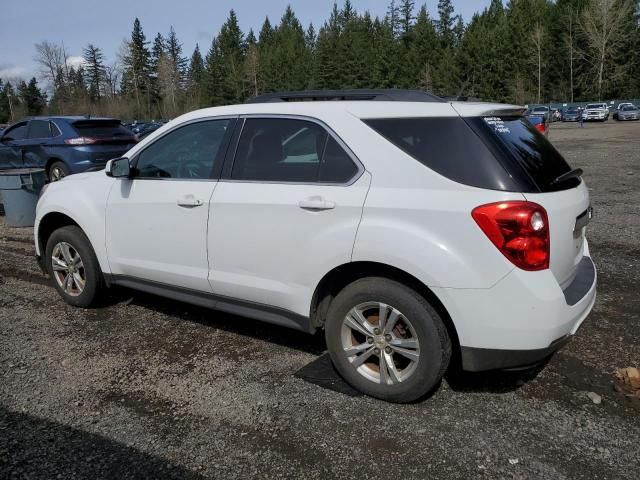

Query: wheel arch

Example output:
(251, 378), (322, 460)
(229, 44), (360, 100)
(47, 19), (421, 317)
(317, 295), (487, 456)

(310, 261), (461, 363)
(45, 157), (66, 172)
(37, 211), (81, 258)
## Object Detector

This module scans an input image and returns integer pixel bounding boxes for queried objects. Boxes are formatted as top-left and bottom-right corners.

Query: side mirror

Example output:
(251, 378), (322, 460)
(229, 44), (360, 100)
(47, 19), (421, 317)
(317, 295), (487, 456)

(105, 157), (131, 178)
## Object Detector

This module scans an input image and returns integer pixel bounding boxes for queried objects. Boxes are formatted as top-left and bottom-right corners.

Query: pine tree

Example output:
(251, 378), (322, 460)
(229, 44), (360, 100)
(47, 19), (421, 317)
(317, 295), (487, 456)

(166, 26), (188, 82)
(204, 37), (225, 105)
(0, 79), (11, 123)
(268, 6), (310, 91)
(83, 44), (106, 101)
(215, 10), (245, 103)
(407, 6), (439, 91)
(18, 78), (47, 115)
(187, 44), (205, 107)
(437, 0), (456, 48)
(399, 0), (415, 42)
(122, 18), (151, 116)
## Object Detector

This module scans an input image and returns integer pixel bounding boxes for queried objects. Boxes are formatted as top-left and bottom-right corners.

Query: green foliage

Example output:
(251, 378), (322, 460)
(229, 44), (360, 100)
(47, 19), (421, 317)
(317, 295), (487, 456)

(25, 0), (640, 119)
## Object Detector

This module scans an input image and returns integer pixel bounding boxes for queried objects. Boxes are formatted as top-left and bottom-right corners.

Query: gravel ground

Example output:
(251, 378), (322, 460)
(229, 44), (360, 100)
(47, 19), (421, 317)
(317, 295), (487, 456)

(1, 120), (639, 479)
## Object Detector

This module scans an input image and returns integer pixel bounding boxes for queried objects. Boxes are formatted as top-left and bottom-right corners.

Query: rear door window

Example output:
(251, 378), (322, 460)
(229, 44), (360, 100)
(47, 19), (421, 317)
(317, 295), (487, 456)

(27, 120), (53, 139)
(231, 118), (359, 184)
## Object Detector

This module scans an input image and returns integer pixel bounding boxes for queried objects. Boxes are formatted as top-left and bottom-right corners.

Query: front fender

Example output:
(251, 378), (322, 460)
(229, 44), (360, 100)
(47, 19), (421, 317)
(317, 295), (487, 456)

(35, 174), (114, 273)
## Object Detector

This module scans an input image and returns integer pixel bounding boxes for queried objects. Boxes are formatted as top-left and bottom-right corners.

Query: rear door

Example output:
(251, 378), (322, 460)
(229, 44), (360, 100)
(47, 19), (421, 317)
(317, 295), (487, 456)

(23, 119), (55, 168)
(207, 116), (370, 315)
(0, 122), (28, 169)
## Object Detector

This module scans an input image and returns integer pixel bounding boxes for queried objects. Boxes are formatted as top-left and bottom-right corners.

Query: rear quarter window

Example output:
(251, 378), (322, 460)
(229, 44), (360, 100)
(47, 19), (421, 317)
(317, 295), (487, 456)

(364, 116), (579, 193)
(363, 116), (525, 192)
(467, 116), (579, 192)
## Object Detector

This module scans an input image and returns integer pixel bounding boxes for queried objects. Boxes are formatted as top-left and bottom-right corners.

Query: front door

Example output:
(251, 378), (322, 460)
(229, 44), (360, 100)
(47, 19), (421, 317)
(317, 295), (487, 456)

(208, 117), (370, 316)
(0, 122), (28, 169)
(106, 118), (235, 292)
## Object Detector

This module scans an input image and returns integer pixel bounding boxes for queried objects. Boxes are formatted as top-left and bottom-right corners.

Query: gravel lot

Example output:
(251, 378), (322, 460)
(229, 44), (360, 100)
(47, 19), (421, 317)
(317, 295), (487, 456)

(1, 120), (639, 479)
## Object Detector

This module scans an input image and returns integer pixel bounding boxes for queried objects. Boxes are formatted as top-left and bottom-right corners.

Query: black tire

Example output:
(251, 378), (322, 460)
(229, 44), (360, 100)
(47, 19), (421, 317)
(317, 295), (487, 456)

(48, 161), (70, 182)
(45, 226), (104, 308)
(325, 277), (451, 403)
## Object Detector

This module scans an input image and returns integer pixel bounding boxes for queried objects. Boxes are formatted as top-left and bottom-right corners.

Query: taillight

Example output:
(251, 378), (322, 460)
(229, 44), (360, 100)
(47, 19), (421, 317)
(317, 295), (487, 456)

(535, 123), (546, 133)
(64, 137), (98, 145)
(472, 201), (550, 271)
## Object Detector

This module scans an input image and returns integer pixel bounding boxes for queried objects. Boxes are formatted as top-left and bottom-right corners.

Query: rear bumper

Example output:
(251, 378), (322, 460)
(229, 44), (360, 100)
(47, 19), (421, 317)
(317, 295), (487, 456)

(460, 335), (571, 371)
(434, 254), (597, 371)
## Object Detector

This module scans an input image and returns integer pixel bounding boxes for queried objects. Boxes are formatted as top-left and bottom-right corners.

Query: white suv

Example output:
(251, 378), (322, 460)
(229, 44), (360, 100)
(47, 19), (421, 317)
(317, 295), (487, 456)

(35, 90), (596, 403)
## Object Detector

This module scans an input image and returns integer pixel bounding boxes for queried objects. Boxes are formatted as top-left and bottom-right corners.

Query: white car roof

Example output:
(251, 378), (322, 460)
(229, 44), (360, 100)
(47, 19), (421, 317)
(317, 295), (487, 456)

(172, 100), (525, 123)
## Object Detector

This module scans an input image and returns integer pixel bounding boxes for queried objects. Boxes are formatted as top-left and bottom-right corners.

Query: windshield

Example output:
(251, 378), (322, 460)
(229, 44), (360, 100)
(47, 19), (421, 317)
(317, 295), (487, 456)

(567, 108), (578, 113)
(586, 104), (604, 109)
(532, 107), (548, 112)
(622, 105), (637, 111)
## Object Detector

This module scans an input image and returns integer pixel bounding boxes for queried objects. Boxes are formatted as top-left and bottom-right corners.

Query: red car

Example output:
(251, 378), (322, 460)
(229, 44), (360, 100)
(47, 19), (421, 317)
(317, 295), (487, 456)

(526, 114), (549, 136)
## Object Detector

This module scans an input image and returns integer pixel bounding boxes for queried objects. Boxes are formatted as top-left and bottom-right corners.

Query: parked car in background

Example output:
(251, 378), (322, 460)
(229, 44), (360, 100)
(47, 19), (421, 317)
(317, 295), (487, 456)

(583, 103), (609, 121)
(616, 104), (639, 121)
(613, 103), (635, 120)
(562, 107), (580, 122)
(35, 89), (596, 403)
(529, 106), (549, 118)
(526, 113), (549, 136)
(133, 122), (163, 139)
(0, 116), (137, 180)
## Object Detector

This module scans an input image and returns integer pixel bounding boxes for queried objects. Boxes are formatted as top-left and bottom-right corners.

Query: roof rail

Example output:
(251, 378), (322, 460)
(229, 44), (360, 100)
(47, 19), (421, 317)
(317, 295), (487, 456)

(246, 89), (445, 104)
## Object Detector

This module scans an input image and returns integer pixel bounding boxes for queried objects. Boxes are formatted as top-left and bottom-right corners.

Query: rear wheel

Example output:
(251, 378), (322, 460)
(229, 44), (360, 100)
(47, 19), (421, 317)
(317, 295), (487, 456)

(325, 278), (451, 403)
(45, 226), (104, 307)
(48, 161), (69, 182)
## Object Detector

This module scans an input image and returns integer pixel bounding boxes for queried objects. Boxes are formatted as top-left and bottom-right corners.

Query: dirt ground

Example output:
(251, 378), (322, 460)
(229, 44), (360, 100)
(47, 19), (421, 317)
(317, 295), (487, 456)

(1, 120), (639, 479)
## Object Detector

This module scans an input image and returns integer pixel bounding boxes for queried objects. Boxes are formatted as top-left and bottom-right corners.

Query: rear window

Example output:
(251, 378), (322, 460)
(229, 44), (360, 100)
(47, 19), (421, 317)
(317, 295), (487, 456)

(364, 116), (579, 193)
(72, 120), (133, 138)
(467, 116), (579, 192)
(526, 115), (544, 125)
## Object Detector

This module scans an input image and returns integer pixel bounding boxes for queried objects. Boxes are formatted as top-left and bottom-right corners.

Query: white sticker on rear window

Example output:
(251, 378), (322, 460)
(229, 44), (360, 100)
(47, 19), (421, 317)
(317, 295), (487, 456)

(484, 117), (510, 134)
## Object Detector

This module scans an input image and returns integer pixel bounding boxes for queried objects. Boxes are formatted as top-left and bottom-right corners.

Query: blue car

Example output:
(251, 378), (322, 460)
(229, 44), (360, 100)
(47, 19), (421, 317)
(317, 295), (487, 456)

(0, 116), (137, 180)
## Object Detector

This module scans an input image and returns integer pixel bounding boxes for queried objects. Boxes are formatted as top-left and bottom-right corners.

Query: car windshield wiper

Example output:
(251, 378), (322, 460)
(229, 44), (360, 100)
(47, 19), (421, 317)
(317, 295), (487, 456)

(551, 168), (583, 186)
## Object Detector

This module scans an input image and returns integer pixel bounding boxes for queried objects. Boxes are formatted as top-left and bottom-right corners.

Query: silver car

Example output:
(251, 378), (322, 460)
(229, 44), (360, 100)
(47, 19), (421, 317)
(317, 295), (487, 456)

(617, 104), (639, 121)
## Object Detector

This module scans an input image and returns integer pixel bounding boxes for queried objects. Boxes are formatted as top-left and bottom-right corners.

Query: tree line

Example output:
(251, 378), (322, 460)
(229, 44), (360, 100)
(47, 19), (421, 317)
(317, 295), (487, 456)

(1, 0), (638, 123)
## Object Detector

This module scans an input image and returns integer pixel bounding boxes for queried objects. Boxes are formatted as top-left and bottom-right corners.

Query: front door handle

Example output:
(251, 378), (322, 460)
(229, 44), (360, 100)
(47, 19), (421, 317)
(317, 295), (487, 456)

(298, 197), (336, 211)
(177, 196), (203, 208)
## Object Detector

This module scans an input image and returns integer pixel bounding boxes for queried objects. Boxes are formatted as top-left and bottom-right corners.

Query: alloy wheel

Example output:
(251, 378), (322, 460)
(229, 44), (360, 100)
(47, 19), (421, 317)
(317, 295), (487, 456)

(341, 301), (420, 385)
(51, 242), (85, 296)
(50, 166), (66, 181)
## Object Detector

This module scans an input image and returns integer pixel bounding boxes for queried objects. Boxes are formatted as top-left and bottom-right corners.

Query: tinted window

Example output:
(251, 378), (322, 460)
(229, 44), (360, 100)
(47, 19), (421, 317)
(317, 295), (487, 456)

(135, 119), (232, 179)
(319, 136), (359, 183)
(72, 120), (133, 139)
(467, 116), (578, 192)
(622, 105), (637, 111)
(27, 120), (52, 139)
(232, 118), (358, 183)
(364, 117), (525, 192)
(2, 122), (28, 141)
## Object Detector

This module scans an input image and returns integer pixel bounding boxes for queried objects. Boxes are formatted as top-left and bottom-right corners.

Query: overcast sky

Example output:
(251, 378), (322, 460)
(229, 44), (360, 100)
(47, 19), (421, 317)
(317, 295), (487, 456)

(0, 0), (491, 86)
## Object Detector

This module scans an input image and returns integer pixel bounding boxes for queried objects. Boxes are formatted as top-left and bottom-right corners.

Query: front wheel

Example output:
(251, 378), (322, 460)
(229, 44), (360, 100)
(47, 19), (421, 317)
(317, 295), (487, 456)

(325, 278), (451, 403)
(45, 226), (104, 307)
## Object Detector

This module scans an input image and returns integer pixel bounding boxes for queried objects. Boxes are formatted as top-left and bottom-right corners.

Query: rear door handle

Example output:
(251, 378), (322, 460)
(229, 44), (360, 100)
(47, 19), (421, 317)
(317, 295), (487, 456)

(298, 198), (335, 211)
(177, 196), (203, 208)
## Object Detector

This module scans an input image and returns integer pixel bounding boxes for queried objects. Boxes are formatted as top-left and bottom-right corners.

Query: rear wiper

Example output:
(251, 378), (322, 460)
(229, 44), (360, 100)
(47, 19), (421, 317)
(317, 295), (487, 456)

(551, 168), (583, 186)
